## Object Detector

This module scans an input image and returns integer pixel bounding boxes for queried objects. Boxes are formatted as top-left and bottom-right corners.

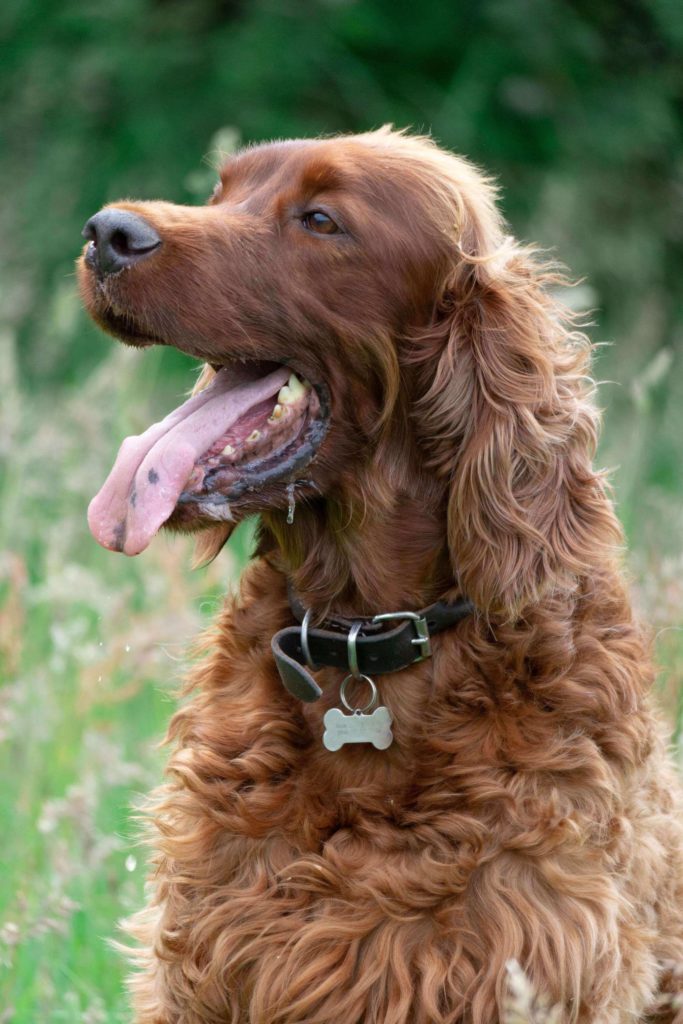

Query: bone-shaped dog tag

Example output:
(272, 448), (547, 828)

(323, 706), (393, 751)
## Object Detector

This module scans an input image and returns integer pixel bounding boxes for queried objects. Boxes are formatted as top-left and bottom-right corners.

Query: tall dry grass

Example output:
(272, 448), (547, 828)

(0, 330), (246, 1019)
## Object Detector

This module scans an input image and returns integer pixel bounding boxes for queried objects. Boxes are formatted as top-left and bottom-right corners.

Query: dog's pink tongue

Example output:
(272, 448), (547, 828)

(88, 365), (289, 555)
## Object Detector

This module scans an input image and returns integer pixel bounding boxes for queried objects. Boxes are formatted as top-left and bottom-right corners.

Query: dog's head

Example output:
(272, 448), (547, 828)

(78, 128), (614, 617)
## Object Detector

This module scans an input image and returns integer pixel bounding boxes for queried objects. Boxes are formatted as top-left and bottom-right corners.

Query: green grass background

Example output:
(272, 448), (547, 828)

(1, 1), (682, 1019)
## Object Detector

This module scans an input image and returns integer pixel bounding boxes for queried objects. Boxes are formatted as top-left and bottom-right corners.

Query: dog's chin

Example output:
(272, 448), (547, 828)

(89, 307), (162, 349)
(78, 263), (168, 349)
(84, 296), (331, 556)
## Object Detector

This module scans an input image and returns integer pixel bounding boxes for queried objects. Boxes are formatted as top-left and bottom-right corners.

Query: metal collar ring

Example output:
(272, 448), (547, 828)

(301, 608), (318, 670)
(340, 673), (378, 714)
(347, 620), (363, 679)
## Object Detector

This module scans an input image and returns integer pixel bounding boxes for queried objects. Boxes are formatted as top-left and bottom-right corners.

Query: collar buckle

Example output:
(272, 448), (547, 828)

(372, 610), (432, 660)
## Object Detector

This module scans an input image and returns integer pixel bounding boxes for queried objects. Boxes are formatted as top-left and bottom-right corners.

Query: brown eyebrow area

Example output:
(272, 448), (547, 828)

(297, 158), (349, 197)
(218, 143), (353, 201)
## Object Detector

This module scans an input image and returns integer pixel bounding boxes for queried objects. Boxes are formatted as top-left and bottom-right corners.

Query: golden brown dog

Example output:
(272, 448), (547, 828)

(78, 128), (683, 1024)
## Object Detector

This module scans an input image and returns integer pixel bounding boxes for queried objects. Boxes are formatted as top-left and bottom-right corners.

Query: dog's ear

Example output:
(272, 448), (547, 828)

(414, 236), (619, 620)
(190, 364), (233, 567)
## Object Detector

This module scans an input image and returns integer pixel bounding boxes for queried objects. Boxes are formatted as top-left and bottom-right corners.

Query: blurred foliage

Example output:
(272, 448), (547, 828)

(1, 0), (682, 544)
(1, 0), (681, 378)
(1, 3), (682, 1016)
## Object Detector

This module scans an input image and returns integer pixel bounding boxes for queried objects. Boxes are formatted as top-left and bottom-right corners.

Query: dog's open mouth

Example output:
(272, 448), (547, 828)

(87, 360), (327, 555)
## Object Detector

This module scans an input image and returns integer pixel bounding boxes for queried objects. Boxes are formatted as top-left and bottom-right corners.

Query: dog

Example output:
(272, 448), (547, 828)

(78, 128), (683, 1024)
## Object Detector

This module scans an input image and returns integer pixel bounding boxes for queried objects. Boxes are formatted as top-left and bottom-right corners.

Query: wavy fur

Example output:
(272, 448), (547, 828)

(80, 129), (683, 1023)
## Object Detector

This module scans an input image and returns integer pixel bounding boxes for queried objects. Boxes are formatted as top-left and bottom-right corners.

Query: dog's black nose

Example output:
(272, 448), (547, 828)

(82, 208), (161, 276)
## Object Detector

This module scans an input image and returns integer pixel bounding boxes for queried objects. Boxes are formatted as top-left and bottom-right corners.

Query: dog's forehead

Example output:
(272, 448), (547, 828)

(218, 137), (393, 198)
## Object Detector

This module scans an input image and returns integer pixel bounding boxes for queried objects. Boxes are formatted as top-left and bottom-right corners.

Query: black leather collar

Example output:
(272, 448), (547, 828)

(272, 589), (474, 702)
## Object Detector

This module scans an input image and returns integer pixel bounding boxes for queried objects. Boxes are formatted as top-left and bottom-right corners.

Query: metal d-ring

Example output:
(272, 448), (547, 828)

(340, 673), (378, 714)
(300, 608), (318, 670)
(347, 620), (363, 680)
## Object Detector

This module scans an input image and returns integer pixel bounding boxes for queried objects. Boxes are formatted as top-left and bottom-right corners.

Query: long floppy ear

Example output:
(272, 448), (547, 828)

(415, 234), (620, 621)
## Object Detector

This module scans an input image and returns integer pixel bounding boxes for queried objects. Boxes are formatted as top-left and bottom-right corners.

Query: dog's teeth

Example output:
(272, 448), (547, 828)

(221, 444), (234, 456)
(277, 374), (306, 406)
(269, 403), (284, 422)
(247, 430), (261, 443)
(287, 373), (306, 399)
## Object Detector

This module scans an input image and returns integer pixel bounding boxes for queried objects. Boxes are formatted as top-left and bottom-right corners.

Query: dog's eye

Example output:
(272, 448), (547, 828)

(302, 211), (340, 235)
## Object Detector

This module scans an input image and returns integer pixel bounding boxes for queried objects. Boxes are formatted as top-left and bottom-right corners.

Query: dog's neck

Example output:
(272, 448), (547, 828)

(260, 467), (452, 620)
